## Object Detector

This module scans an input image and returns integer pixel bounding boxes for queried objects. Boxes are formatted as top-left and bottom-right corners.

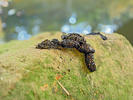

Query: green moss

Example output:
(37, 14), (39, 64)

(0, 32), (133, 100)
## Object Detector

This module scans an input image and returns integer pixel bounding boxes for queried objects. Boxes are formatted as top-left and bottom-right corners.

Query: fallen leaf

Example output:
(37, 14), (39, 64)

(40, 84), (48, 91)
(55, 74), (63, 80)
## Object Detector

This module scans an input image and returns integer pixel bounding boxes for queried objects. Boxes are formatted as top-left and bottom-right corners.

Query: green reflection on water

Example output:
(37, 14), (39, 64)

(0, 0), (133, 44)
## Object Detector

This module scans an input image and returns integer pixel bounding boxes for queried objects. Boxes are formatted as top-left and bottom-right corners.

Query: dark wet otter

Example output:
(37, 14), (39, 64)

(36, 33), (107, 72)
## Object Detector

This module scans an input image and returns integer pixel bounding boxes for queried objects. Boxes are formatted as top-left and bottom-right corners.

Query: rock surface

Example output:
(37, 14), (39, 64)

(0, 32), (133, 100)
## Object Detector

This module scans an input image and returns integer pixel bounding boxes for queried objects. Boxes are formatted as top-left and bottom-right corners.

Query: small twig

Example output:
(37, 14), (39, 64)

(57, 80), (70, 96)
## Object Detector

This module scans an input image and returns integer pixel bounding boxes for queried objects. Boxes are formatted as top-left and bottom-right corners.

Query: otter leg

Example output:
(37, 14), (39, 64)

(36, 39), (61, 49)
(84, 53), (96, 72)
(87, 32), (107, 40)
(77, 44), (95, 54)
(36, 39), (52, 49)
(60, 40), (80, 49)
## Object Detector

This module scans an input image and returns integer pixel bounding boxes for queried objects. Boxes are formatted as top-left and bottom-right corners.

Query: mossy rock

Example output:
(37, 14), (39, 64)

(0, 32), (133, 100)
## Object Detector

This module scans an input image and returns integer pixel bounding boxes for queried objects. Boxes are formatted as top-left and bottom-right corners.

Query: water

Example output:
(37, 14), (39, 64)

(117, 19), (133, 45)
(0, 0), (133, 44)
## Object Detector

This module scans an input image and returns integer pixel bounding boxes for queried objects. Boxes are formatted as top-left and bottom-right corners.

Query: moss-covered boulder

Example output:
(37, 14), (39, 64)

(0, 32), (133, 100)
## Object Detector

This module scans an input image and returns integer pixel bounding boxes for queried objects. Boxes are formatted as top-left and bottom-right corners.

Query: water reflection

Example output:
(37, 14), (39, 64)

(61, 24), (70, 33)
(61, 18), (117, 34)
(61, 22), (92, 34)
(2, 22), (6, 28)
(69, 13), (77, 24)
(98, 24), (118, 34)
(0, 0), (133, 44)
(32, 25), (40, 35)
(0, 0), (8, 7)
(15, 26), (31, 40)
(0, 39), (4, 44)
(8, 9), (16, 16)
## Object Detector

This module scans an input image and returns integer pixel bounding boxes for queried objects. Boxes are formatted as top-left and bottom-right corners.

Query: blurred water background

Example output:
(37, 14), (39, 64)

(0, 0), (133, 44)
